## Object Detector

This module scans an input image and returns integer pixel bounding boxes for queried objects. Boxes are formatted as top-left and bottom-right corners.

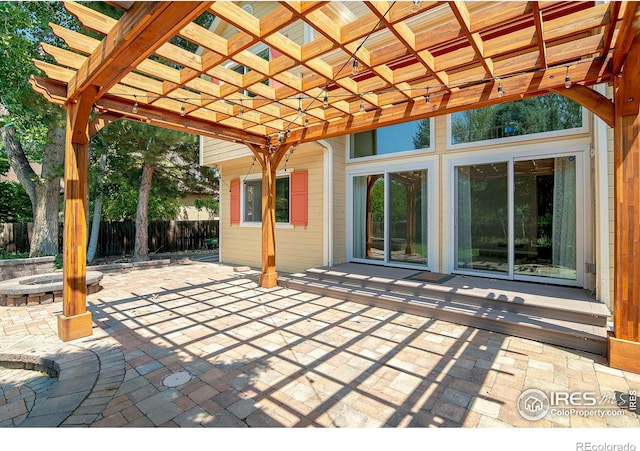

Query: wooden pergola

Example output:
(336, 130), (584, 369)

(31, 1), (640, 372)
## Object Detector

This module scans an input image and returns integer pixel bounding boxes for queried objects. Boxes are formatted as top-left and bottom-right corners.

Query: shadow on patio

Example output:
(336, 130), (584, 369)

(86, 269), (523, 428)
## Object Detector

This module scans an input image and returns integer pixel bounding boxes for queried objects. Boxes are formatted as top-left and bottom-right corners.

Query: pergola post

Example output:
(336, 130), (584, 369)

(247, 144), (291, 288)
(260, 154), (278, 288)
(58, 90), (95, 341)
(608, 35), (640, 372)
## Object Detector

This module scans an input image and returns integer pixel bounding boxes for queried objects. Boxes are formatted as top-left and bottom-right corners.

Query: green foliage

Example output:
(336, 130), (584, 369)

(89, 120), (215, 221)
(0, 2), (71, 157)
(54, 254), (62, 269)
(451, 93), (582, 145)
(194, 197), (219, 216)
(0, 181), (33, 222)
(412, 119), (431, 149)
(0, 250), (29, 260)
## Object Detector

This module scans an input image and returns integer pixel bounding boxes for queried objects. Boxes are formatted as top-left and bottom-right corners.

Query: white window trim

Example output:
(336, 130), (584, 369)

(240, 169), (294, 229)
(443, 145), (589, 288)
(445, 105), (588, 151)
(346, 118), (436, 164)
(346, 157), (438, 271)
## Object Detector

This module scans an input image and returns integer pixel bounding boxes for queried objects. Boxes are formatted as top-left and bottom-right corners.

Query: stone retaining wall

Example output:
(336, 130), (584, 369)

(0, 257), (56, 282)
(0, 271), (103, 307)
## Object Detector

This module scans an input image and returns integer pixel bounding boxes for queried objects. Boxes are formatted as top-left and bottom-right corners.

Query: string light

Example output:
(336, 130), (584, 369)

(323, 89), (329, 109)
(352, 59), (359, 76)
(297, 96), (304, 117)
(412, 0), (421, 12)
(100, 54), (599, 146)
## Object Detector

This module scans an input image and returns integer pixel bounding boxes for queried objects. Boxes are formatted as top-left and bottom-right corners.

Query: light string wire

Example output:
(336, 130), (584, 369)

(103, 56), (600, 140)
(275, 1), (398, 135)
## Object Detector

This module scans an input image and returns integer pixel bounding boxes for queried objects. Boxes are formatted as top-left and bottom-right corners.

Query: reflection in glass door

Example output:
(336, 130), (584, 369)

(454, 156), (579, 283)
(352, 170), (429, 266)
(514, 157), (576, 280)
(455, 163), (509, 273)
(389, 170), (428, 265)
(353, 174), (384, 261)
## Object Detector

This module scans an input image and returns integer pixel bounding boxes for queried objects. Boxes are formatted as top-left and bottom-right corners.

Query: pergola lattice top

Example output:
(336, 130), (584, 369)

(31, 1), (633, 149)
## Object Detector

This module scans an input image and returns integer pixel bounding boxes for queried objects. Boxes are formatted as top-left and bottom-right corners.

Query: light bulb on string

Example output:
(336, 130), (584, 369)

(323, 91), (329, 109)
(496, 79), (504, 97)
(412, 0), (420, 12)
(239, 100), (244, 118)
(180, 100), (186, 117)
(132, 95), (139, 114)
(359, 98), (365, 113)
(425, 87), (430, 105)
(352, 59), (359, 76)
(564, 66), (572, 89)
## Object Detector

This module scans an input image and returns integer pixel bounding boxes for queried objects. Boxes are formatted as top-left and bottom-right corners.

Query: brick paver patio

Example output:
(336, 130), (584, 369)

(1, 258), (639, 428)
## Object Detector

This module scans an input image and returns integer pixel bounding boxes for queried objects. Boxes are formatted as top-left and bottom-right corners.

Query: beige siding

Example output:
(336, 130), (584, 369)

(327, 136), (348, 265)
(202, 138), (252, 167)
(219, 142), (327, 273)
(176, 194), (217, 221)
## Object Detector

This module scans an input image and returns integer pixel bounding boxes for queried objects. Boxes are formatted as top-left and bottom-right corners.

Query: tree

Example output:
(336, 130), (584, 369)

(449, 93), (582, 145)
(0, 2), (74, 256)
(89, 119), (216, 261)
(412, 119), (431, 149)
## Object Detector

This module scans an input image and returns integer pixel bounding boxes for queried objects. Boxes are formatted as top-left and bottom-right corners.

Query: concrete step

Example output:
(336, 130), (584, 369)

(302, 267), (609, 328)
(278, 274), (608, 356)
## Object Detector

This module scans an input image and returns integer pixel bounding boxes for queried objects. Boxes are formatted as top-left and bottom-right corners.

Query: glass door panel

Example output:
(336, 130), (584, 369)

(514, 157), (577, 280)
(456, 163), (509, 274)
(353, 174), (385, 261)
(389, 170), (428, 265)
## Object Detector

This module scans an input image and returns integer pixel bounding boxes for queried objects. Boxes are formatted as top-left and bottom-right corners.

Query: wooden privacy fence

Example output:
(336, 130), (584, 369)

(0, 220), (219, 257)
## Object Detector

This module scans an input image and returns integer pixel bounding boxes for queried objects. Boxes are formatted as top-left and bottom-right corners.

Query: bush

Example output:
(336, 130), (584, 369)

(0, 250), (30, 260)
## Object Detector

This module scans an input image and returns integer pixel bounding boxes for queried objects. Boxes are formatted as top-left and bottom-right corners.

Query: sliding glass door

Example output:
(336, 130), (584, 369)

(513, 157), (577, 281)
(454, 154), (581, 284)
(352, 169), (430, 268)
(456, 162), (509, 274)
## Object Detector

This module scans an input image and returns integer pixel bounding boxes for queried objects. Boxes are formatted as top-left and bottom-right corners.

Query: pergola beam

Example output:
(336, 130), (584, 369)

(66, 1), (214, 102)
(551, 85), (614, 128)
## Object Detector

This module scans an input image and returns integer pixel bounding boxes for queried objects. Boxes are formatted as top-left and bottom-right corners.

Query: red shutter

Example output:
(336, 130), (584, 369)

(290, 171), (308, 226)
(230, 179), (240, 225)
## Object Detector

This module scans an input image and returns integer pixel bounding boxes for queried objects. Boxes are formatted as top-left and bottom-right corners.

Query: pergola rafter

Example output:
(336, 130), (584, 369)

(31, 1), (640, 373)
(33, 0), (631, 147)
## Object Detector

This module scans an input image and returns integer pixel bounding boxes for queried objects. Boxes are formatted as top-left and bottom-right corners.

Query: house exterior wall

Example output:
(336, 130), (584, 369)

(176, 194), (217, 221)
(198, 0), (614, 298)
(213, 142), (329, 273)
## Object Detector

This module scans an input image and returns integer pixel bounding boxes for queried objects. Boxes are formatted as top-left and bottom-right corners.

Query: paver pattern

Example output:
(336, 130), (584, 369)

(0, 258), (639, 428)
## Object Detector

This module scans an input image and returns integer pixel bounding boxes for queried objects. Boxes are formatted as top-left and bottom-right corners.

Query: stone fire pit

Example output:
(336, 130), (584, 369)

(0, 271), (103, 307)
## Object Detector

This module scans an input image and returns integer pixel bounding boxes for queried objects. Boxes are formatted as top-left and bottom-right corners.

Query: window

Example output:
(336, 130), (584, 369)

(350, 118), (432, 159)
(243, 176), (289, 223)
(233, 170), (308, 226)
(450, 93), (583, 146)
